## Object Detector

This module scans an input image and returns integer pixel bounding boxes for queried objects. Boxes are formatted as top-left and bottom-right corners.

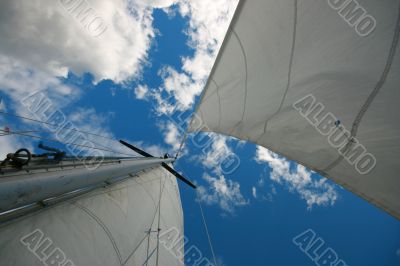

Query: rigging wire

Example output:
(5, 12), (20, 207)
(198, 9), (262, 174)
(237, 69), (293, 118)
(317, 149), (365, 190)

(155, 171), (166, 266)
(123, 173), (168, 266)
(0, 129), (136, 157)
(175, 129), (189, 160)
(0, 110), (117, 141)
(171, 106), (219, 265)
(198, 200), (218, 266)
(0, 130), (43, 136)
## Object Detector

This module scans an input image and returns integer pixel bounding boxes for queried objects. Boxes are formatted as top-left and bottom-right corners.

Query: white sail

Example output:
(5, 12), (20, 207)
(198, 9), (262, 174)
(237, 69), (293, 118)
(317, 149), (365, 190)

(191, 0), (400, 219)
(0, 166), (184, 266)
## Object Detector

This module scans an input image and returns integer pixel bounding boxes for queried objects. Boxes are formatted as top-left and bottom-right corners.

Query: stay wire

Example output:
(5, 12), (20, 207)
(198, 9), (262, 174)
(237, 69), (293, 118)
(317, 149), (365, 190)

(124, 174), (167, 266)
(0, 129), (136, 157)
(198, 200), (218, 266)
(155, 172), (166, 266)
(0, 110), (117, 141)
(175, 129), (190, 160)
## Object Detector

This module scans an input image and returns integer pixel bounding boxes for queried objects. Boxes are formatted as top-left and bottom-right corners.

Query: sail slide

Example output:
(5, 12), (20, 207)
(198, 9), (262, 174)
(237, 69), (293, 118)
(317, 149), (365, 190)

(0, 166), (184, 266)
(191, 0), (400, 219)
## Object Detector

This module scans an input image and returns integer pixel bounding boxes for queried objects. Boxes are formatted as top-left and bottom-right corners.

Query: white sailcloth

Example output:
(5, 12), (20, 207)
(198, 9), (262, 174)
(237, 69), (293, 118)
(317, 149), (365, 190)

(0, 166), (184, 266)
(191, 0), (400, 219)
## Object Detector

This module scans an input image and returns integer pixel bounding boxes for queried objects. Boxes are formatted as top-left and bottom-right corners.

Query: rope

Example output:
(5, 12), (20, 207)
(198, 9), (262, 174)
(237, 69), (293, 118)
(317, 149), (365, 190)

(198, 201), (218, 266)
(0, 129), (136, 157)
(0, 110), (117, 141)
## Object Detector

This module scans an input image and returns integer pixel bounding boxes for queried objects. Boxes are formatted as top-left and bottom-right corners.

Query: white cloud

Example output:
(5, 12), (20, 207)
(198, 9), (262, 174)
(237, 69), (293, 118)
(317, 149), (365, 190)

(158, 66), (203, 111)
(255, 146), (338, 209)
(200, 133), (234, 173)
(203, 134), (230, 165)
(0, 1), (187, 159)
(162, 121), (181, 153)
(197, 173), (248, 215)
(252, 187), (257, 199)
(148, 0), (239, 113)
(0, 55), (78, 108)
(132, 140), (166, 157)
(63, 107), (169, 158)
(0, 0), (181, 83)
(0, 131), (35, 159)
(396, 248), (400, 257)
(0, 55), (80, 157)
(134, 85), (149, 100)
(0, 98), (35, 158)
(0, 98), (5, 111)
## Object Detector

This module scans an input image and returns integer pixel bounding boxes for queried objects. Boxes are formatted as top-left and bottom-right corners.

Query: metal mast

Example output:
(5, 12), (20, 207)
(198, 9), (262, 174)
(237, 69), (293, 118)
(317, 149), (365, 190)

(0, 141), (195, 224)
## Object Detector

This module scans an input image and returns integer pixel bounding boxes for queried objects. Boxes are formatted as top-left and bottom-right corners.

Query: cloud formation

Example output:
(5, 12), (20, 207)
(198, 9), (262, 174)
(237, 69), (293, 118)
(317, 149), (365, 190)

(0, 0), (184, 157)
(134, 85), (149, 100)
(138, 0), (239, 113)
(255, 146), (338, 209)
(252, 187), (257, 199)
(197, 173), (248, 215)
(0, 0), (181, 83)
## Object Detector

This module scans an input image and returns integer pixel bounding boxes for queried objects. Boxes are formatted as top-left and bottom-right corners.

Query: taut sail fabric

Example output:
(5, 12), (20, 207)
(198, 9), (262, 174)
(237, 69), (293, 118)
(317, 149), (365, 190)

(0, 167), (184, 265)
(191, 0), (400, 219)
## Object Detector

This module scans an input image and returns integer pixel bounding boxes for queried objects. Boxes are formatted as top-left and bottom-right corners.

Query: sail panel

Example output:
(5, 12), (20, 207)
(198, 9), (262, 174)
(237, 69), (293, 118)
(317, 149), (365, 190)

(192, 0), (400, 219)
(0, 166), (184, 266)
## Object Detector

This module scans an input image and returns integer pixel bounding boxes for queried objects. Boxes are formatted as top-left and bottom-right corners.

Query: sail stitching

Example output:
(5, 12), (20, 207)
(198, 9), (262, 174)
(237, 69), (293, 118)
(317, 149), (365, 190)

(202, 77), (230, 103)
(72, 202), (123, 265)
(212, 78), (223, 131)
(232, 28), (249, 125)
(135, 172), (182, 217)
(83, 175), (157, 200)
(323, 1), (400, 172)
(186, 0), (245, 139)
(258, 0), (298, 141)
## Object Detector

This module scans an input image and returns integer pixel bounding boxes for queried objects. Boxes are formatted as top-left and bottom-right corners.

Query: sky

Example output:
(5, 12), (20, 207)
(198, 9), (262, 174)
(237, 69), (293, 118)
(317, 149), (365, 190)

(0, 0), (399, 265)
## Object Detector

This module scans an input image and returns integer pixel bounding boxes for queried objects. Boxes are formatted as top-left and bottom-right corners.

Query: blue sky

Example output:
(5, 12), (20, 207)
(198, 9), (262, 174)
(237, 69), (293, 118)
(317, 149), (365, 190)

(0, 1), (399, 265)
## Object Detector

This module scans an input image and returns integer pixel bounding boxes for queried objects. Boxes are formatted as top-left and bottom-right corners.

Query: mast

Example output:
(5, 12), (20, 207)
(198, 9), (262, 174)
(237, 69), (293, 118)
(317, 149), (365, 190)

(0, 155), (173, 223)
(0, 143), (187, 266)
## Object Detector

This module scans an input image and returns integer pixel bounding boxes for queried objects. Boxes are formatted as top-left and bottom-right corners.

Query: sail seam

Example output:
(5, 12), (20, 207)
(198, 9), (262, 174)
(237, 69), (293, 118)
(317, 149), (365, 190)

(260, 0), (298, 139)
(232, 28), (249, 125)
(212, 78), (223, 131)
(134, 177), (159, 209)
(72, 202), (123, 265)
(186, 0), (244, 137)
(323, 1), (400, 172)
(135, 171), (181, 218)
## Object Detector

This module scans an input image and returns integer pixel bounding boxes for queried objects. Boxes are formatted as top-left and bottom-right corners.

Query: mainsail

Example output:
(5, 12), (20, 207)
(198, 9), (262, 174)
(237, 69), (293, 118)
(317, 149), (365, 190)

(191, 0), (400, 219)
(0, 160), (184, 265)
